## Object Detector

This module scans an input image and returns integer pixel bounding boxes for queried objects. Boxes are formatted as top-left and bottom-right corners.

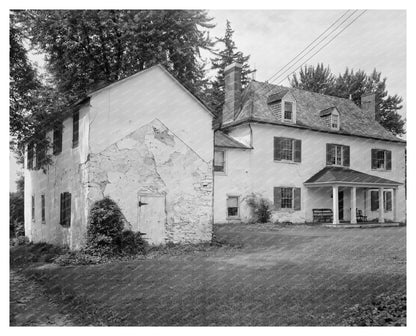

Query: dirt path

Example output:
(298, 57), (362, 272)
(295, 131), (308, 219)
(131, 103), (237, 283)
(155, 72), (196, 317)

(10, 269), (74, 326)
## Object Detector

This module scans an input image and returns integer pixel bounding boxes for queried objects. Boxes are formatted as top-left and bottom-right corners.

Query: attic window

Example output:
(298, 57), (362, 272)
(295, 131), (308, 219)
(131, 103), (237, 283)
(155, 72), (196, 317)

(284, 102), (293, 121)
(331, 114), (339, 130)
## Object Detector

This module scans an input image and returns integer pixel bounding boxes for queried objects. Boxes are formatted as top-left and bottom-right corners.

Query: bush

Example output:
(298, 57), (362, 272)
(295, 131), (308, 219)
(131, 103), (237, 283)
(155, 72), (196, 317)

(119, 230), (147, 255)
(247, 195), (272, 223)
(86, 197), (146, 257)
(54, 251), (102, 266)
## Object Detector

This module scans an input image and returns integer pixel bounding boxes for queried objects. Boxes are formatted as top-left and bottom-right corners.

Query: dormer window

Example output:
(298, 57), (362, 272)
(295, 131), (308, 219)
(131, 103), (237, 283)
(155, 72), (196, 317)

(331, 114), (339, 129)
(284, 102), (293, 121)
(267, 90), (296, 124)
(320, 107), (340, 131)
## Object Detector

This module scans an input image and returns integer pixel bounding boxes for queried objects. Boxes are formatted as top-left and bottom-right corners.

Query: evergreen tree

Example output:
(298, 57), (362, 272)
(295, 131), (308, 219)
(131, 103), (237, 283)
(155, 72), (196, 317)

(209, 20), (253, 115)
(290, 64), (405, 136)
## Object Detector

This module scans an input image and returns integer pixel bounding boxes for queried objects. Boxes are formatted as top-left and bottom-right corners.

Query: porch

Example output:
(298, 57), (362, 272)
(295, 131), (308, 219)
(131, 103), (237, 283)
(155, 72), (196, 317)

(304, 166), (402, 225)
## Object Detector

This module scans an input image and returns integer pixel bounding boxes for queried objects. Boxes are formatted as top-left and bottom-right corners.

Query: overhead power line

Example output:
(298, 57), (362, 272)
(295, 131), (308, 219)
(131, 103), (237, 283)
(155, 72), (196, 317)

(274, 10), (367, 85)
(266, 9), (354, 84)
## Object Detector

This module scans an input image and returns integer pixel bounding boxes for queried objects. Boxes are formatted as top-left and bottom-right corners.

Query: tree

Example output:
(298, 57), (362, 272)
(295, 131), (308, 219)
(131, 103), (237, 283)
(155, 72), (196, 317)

(11, 10), (215, 168)
(290, 64), (405, 136)
(208, 20), (253, 115)
(10, 175), (25, 237)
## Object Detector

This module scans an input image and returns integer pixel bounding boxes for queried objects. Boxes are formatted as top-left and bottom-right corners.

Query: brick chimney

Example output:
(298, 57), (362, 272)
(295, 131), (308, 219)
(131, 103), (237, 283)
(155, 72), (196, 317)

(222, 63), (242, 125)
(361, 93), (376, 120)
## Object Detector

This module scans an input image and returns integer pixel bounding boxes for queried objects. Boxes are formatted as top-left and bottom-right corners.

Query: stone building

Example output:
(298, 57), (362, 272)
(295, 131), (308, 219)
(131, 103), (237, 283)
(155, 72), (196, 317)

(24, 65), (214, 249)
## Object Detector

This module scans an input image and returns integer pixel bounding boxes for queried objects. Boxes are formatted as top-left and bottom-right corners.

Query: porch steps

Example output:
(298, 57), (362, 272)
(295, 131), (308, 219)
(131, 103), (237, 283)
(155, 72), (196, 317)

(322, 222), (402, 228)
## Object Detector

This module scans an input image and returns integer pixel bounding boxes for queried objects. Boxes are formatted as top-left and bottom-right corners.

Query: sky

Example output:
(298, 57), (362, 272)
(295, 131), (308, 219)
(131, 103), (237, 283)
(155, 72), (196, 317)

(8, 9), (407, 192)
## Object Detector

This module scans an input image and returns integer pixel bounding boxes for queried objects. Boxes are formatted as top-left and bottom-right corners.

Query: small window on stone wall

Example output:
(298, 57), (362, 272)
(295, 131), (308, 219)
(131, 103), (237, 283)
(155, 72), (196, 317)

(60, 192), (71, 227)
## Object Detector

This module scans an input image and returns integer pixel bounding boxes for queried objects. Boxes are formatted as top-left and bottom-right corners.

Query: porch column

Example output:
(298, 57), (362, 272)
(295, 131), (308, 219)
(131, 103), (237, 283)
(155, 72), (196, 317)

(393, 188), (398, 222)
(378, 187), (385, 223)
(332, 185), (339, 224)
(350, 187), (357, 224)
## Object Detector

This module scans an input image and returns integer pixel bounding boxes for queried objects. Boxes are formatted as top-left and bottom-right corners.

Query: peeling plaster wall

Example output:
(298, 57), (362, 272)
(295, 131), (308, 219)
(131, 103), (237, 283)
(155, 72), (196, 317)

(24, 105), (90, 249)
(88, 119), (213, 244)
(215, 123), (406, 223)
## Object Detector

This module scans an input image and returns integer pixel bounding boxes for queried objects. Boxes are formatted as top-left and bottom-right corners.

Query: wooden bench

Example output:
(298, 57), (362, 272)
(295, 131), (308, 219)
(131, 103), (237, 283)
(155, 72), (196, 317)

(312, 208), (333, 223)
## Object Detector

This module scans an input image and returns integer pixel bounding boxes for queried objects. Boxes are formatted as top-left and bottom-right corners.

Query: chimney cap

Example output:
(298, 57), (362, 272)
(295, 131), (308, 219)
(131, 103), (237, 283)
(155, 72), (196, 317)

(361, 92), (376, 98)
(224, 62), (243, 73)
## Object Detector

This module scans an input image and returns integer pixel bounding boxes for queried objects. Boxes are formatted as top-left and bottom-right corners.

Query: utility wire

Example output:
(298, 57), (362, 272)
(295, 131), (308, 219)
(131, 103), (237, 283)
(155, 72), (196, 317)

(266, 9), (353, 84)
(274, 10), (367, 86)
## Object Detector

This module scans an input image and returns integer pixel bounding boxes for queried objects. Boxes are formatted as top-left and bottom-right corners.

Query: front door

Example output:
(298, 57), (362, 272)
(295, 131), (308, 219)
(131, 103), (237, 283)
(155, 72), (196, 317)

(338, 190), (344, 221)
(137, 194), (166, 245)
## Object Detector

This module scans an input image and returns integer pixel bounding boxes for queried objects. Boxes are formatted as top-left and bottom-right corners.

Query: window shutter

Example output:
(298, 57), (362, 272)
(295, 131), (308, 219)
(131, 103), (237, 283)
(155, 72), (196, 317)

(342, 145), (350, 167)
(294, 140), (302, 162)
(370, 191), (379, 211)
(386, 150), (392, 170)
(371, 149), (377, 169)
(274, 137), (282, 161)
(326, 144), (333, 165)
(274, 187), (281, 210)
(293, 188), (301, 210)
(60, 193), (64, 225)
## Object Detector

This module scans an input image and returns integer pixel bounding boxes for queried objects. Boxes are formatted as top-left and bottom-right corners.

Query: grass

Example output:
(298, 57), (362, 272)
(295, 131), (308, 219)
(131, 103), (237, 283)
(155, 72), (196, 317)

(11, 224), (406, 326)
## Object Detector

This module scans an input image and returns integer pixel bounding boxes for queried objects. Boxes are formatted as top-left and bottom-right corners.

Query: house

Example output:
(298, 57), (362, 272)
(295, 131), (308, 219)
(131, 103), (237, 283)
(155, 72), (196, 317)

(24, 65), (214, 249)
(213, 63), (406, 225)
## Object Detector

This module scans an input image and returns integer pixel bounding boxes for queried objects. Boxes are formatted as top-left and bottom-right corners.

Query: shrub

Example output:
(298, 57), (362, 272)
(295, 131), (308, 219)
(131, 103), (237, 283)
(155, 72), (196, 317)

(86, 197), (146, 257)
(247, 195), (272, 223)
(54, 251), (102, 266)
(86, 197), (125, 255)
(119, 230), (147, 255)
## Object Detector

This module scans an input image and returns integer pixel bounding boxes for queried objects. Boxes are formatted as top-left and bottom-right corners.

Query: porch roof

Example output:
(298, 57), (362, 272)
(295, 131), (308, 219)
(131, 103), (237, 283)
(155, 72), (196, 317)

(214, 131), (252, 149)
(304, 166), (402, 187)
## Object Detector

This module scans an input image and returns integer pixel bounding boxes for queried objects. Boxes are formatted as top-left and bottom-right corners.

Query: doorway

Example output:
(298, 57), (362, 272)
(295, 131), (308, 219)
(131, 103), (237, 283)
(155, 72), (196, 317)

(137, 193), (166, 245)
(338, 190), (344, 220)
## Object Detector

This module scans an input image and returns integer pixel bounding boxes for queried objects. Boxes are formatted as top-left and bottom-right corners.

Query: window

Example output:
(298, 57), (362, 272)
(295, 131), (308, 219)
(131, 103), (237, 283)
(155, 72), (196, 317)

(281, 188), (293, 209)
(227, 196), (239, 218)
(27, 143), (34, 169)
(72, 111), (79, 148)
(31, 195), (35, 221)
(214, 150), (225, 172)
(274, 137), (301, 162)
(331, 114), (339, 129)
(371, 149), (392, 170)
(53, 125), (63, 155)
(284, 102), (293, 121)
(326, 144), (350, 167)
(60, 192), (71, 226)
(41, 195), (46, 223)
(35, 139), (46, 170)
(370, 190), (392, 212)
(274, 187), (301, 211)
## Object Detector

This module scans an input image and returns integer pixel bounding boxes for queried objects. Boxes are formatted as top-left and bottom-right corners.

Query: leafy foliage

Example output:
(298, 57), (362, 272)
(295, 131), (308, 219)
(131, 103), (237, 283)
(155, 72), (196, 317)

(86, 197), (146, 256)
(342, 292), (406, 326)
(290, 63), (405, 136)
(246, 194), (273, 223)
(11, 10), (215, 167)
(9, 175), (25, 238)
(208, 20), (253, 115)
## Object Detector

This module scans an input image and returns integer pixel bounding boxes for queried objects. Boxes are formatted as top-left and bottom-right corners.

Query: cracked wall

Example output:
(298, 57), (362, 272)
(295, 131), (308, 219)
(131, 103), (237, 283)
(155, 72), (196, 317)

(87, 119), (213, 244)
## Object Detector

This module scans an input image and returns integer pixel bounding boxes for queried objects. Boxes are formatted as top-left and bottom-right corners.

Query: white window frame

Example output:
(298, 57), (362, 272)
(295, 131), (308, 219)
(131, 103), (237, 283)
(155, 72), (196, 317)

(281, 187), (294, 209)
(282, 99), (296, 123)
(374, 150), (387, 170)
(214, 150), (226, 174)
(226, 195), (240, 219)
(331, 113), (340, 130)
(329, 145), (344, 166)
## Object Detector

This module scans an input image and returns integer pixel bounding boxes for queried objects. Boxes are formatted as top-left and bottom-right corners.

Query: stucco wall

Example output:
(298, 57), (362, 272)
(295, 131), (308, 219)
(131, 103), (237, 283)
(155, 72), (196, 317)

(214, 123), (406, 223)
(87, 119), (213, 244)
(24, 105), (90, 249)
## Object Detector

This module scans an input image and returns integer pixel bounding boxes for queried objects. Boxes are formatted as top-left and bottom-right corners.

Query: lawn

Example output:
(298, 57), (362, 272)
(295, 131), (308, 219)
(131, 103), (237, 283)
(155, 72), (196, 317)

(12, 224), (406, 326)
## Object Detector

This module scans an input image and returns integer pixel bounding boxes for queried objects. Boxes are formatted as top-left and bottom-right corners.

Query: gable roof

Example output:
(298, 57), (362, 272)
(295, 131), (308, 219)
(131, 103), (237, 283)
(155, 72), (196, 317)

(319, 106), (338, 117)
(214, 131), (251, 149)
(304, 166), (402, 186)
(223, 81), (404, 143)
